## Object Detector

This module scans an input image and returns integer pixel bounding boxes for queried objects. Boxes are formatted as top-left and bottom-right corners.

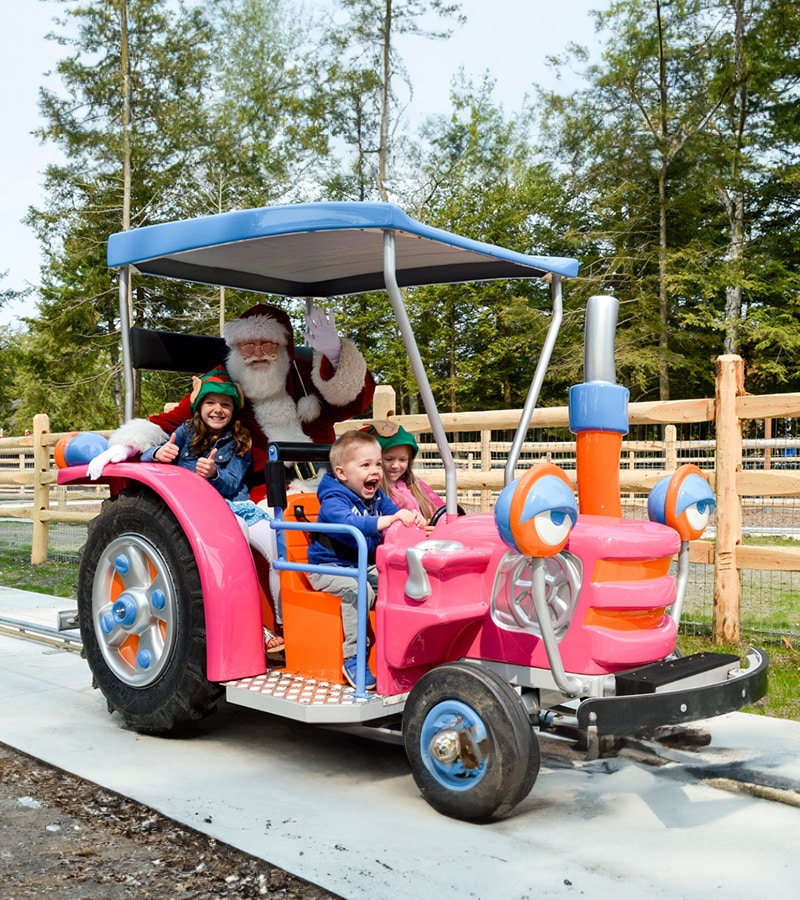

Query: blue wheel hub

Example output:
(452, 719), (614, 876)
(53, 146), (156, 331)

(90, 534), (178, 688)
(420, 699), (488, 790)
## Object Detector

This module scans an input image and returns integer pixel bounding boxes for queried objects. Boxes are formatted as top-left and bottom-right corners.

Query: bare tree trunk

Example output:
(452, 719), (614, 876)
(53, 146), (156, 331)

(118, 0), (139, 416)
(448, 299), (456, 412)
(658, 167), (670, 401)
(119, 0), (131, 237)
(377, 0), (392, 201)
(722, 0), (746, 355)
(656, 0), (670, 401)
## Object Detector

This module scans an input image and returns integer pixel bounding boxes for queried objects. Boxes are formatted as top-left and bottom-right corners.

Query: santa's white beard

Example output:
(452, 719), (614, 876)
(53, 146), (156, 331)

(226, 347), (310, 443)
(227, 347), (289, 401)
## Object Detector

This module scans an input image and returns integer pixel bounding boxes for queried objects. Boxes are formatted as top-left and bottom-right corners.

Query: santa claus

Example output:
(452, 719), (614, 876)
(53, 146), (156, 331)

(88, 303), (375, 497)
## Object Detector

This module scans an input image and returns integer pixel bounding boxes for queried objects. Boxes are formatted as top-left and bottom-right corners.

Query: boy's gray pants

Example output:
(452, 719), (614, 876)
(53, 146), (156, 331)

(308, 565), (379, 659)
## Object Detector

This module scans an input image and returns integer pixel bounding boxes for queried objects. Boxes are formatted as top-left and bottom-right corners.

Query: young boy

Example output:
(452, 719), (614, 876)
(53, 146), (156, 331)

(307, 429), (425, 690)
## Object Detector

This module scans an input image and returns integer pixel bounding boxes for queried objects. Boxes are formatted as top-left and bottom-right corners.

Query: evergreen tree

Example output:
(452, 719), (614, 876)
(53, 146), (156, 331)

(313, 0), (465, 415)
(538, 0), (800, 399)
(19, 0), (216, 425)
(397, 75), (580, 412)
(323, 0), (464, 202)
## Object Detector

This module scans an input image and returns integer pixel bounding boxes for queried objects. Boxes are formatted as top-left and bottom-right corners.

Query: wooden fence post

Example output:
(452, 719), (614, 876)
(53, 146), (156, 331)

(664, 424), (677, 470)
(714, 355), (744, 643)
(31, 413), (51, 565)
(372, 384), (396, 421)
(480, 429), (491, 512)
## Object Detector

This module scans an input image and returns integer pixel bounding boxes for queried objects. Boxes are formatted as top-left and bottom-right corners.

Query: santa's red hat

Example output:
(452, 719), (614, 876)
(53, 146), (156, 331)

(223, 304), (295, 354)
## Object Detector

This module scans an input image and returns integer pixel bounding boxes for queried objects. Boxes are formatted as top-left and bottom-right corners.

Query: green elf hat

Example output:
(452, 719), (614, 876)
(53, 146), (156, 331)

(190, 366), (244, 413)
(363, 420), (419, 458)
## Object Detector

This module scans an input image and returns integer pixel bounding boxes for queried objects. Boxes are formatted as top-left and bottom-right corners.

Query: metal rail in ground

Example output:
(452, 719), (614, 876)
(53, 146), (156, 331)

(0, 614), (82, 652)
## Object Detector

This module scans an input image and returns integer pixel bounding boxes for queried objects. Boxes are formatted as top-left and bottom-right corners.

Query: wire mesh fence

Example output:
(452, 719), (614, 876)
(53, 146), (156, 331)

(0, 518), (86, 564)
(3, 414), (800, 643)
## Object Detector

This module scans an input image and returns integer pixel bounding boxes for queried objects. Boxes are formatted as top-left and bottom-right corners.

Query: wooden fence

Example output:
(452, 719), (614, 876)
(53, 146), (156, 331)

(0, 415), (110, 563)
(3, 355), (800, 642)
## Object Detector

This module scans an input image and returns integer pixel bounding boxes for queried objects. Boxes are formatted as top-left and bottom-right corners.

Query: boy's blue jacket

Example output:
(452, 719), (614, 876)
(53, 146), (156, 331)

(308, 470), (399, 566)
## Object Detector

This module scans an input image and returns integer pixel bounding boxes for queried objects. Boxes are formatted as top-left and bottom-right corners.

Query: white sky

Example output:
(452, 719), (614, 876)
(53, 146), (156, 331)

(0, 0), (604, 328)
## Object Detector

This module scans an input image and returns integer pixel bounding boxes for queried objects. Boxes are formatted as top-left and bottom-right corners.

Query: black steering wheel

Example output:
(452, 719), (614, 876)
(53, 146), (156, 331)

(429, 504), (466, 527)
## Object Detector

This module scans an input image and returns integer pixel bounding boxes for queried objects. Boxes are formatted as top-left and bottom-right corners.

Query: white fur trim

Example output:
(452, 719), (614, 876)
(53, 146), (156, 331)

(251, 395), (311, 444)
(297, 394), (322, 424)
(108, 418), (169, 453)
(310, 339), (368, 408)
(288, 474), (323, 494)
(224, 315), (289, 348)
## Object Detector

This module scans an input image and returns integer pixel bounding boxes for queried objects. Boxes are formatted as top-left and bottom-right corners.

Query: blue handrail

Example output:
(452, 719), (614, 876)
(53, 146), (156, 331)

(269, 519), (372, 699)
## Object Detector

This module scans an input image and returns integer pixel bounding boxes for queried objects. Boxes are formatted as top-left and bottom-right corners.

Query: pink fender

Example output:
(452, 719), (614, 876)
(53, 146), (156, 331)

(58, 463), (265, 681)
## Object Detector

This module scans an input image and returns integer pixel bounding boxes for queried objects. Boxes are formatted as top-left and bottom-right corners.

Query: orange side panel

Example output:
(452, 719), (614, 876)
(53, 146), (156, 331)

(584, 607), (668, 631)
(253, 551), (276, 633)
(592, 556), (673, 582)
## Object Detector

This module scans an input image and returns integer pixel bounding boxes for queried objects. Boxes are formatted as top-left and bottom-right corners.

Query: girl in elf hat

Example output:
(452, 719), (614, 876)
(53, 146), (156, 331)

(141, 366), (284, 657)
(364, 421), (442, 523)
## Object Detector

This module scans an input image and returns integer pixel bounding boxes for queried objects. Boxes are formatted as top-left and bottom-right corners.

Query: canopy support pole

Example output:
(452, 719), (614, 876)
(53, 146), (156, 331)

(383, 231), (458, 516)
(119, 265), (134, 421)
(505, 276), (563, 486)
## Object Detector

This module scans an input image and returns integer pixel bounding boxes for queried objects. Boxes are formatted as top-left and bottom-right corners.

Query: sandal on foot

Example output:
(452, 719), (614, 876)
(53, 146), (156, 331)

(263, 627), (285, 658)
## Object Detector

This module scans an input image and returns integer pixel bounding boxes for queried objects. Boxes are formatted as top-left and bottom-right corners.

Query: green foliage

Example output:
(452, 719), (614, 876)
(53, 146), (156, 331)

(7, 0), (800, 431)
(535, 0), (800, 401)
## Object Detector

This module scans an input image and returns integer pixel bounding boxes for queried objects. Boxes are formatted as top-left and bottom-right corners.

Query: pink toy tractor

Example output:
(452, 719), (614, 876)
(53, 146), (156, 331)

(57, 202), (767, 821)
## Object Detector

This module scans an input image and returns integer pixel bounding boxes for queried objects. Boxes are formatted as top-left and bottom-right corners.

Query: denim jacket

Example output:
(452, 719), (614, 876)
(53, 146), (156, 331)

(141, 423), (252, 502)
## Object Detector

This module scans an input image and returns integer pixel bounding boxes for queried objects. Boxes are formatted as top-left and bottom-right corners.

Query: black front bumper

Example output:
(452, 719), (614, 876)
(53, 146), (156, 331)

(576, 648), (769, 737)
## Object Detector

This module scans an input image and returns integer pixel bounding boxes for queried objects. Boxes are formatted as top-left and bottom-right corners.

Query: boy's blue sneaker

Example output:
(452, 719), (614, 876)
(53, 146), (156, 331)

(343, 656), (376, 691)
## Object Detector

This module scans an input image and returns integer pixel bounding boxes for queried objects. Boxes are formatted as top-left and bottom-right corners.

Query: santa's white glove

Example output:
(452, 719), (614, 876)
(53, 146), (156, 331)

(304, 307), (341, 368)
(86, 445), (135, 480)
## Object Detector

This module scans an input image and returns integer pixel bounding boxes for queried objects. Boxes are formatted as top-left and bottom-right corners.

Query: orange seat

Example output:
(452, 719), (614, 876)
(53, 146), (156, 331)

(280, 495), (375, 683)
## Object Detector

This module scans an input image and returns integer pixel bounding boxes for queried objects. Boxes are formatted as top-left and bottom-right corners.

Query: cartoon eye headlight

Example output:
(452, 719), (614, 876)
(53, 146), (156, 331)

(648, 464), (715, 541)
(495, 464), (578, 557)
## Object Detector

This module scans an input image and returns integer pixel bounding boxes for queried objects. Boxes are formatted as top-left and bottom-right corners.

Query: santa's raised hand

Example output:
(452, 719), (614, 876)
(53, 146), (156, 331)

(304, 306), (341, 367)
(196, 446), (218, 480)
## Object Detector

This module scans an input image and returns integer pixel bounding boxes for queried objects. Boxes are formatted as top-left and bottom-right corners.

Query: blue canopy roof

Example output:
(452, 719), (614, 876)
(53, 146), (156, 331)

(107, 201), (580, 296)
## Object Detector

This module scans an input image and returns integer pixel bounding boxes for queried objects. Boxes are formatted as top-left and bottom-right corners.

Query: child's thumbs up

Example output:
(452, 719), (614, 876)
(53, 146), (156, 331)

(197, 446), (218, 480)
(156, 432), (179, 463)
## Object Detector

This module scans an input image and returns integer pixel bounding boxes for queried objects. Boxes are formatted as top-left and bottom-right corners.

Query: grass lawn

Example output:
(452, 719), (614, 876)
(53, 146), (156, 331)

(0, 549), (79, 599)
(678, 633), (800, 722)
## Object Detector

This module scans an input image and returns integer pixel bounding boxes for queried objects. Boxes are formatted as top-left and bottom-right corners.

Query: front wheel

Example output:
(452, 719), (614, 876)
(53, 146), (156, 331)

(78, 489), (221, 734)
(403, 661), (539, 821)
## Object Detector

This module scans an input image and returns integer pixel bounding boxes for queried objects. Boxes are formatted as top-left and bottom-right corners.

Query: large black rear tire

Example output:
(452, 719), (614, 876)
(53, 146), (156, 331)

(78, 489), (221, 734)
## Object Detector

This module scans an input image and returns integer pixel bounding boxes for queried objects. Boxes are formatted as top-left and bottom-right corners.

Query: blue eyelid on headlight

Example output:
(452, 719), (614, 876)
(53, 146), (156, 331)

(519, 476), (579, 528)
(674, 474), (715, 517)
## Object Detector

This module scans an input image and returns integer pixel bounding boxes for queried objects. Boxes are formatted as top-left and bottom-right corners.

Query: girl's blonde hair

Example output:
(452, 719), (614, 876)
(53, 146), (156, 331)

(384, 456), (438, 521)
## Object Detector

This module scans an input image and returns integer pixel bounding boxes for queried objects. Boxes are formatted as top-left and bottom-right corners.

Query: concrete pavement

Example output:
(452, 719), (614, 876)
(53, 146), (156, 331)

(1, 585), (799, 899)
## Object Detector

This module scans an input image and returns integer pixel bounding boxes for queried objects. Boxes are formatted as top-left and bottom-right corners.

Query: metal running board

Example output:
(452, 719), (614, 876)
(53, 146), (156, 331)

(224, 669), (407, 725)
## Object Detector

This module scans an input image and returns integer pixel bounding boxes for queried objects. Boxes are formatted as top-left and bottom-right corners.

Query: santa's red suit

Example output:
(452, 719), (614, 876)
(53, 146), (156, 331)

(101, 304), (375, 499)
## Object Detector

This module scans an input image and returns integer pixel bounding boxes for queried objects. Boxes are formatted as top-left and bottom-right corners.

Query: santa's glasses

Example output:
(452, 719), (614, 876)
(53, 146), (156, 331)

(238, 339), (281, 358)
